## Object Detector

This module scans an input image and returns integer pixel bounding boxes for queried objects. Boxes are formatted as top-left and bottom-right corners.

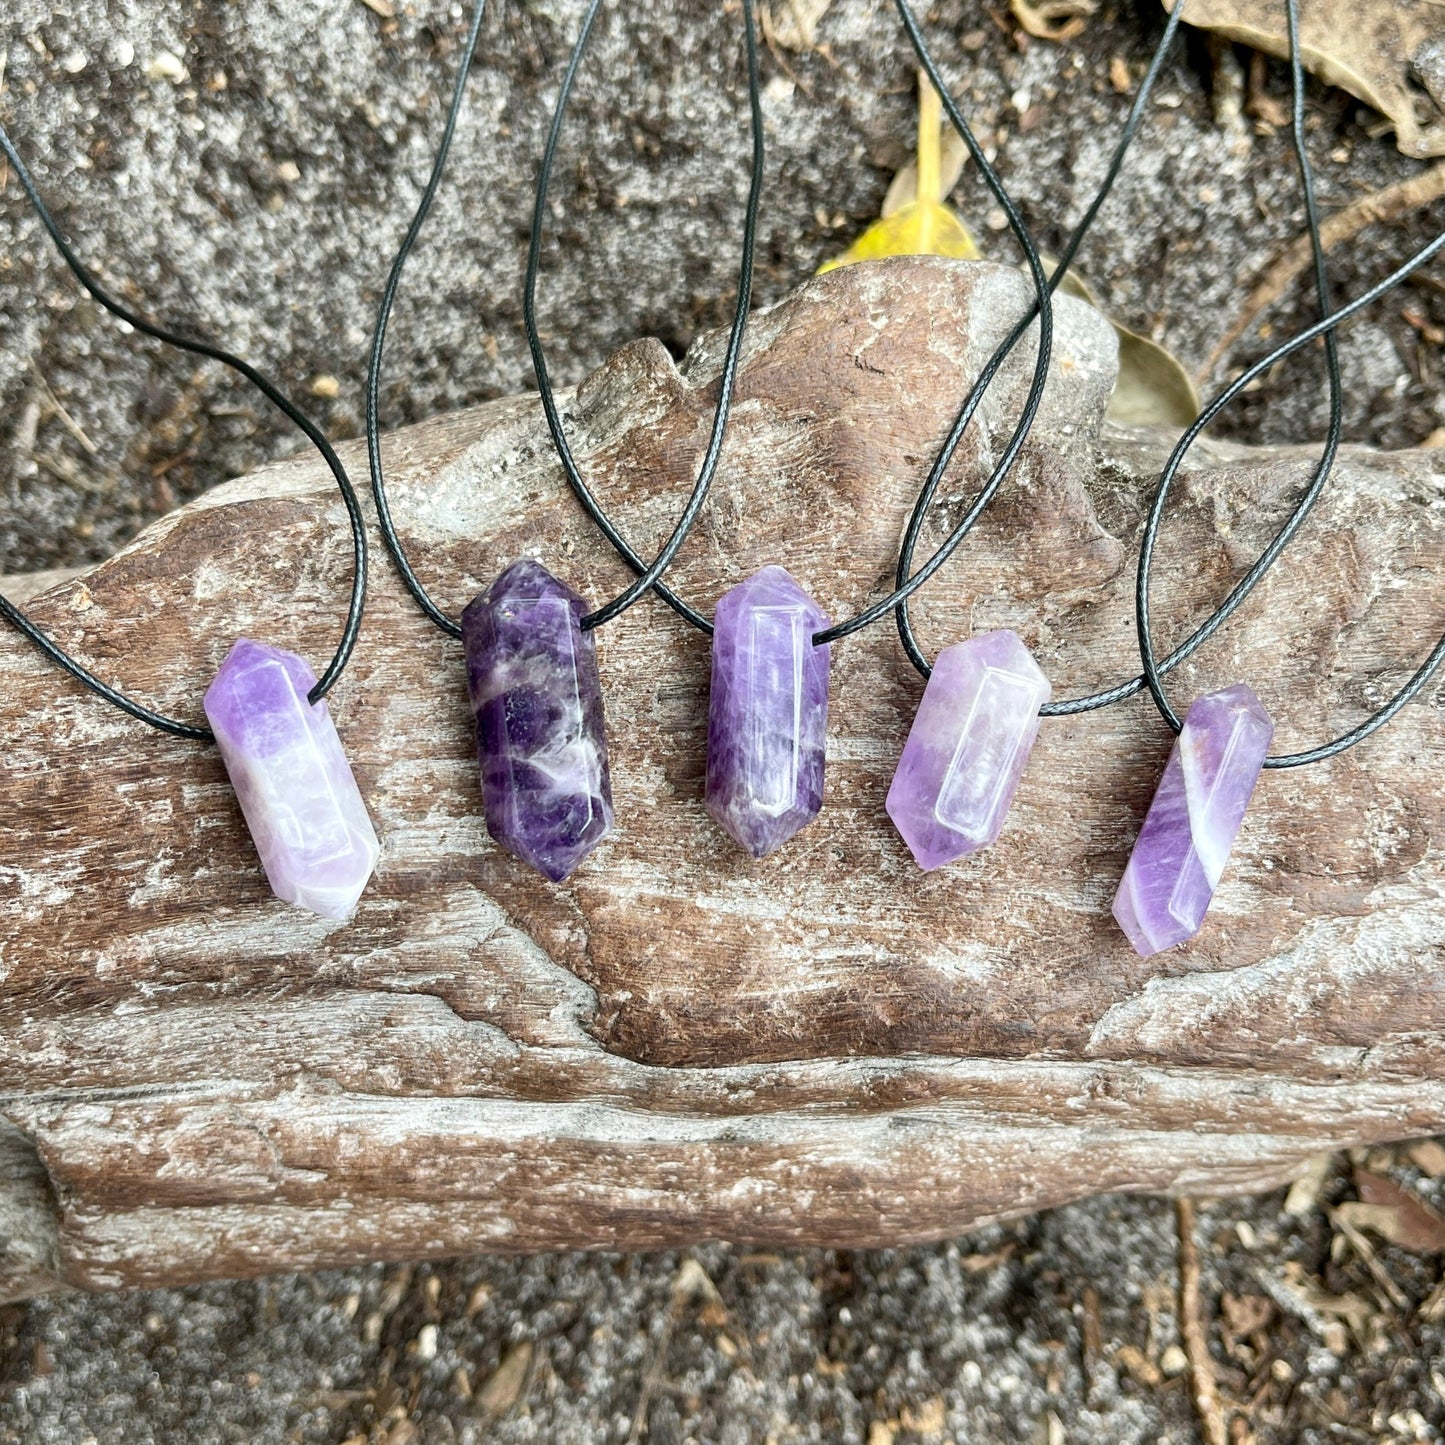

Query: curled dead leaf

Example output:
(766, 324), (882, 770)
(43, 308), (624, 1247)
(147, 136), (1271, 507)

(1346, 1168), (1445, 1254)
(475, 1341), (533, 1419)
(1011, 0), (1097, 43)
(1037, 260), (1200, 428)
(1160, 0), (1445, 159)
(882, 126), (969, 217)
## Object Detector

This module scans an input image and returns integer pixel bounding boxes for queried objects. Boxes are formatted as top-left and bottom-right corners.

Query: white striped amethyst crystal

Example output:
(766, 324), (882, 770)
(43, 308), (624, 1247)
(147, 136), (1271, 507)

(1112, 682), (1274, 957)
(886, 630), (1050, 870)
(203, 637), (379, 921)
(705, 565), (830, 858)
(461, 559), (613, 882)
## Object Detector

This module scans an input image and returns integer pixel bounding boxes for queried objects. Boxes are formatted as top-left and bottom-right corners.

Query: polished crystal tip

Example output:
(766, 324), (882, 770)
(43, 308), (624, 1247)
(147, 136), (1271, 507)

(462, 559), (614, 882)
(1112, 682), (1274, 957)
(886, 629), (1050, 870)
(204, 637), (380, 921)
(705, 564), (830, 858)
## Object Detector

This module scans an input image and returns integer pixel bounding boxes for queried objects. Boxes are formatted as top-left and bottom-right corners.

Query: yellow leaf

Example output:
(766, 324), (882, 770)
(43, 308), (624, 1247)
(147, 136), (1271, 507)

(819, 71), (980, 273)
(817, 201), (981, 272)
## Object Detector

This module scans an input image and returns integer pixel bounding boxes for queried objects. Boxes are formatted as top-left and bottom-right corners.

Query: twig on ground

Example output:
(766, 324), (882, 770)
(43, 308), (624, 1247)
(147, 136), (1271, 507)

(1202, 160), (1445, 380)
(628, 1259), (723, 1445)
(1328, 1209), (1410, 1311)
(30, 361), (100, 456)
(1177, 1197), (1229, 1445)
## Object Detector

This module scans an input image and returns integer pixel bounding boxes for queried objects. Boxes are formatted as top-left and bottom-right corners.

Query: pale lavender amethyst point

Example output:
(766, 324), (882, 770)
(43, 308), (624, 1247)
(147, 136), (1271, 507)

(886, 629), (1050, 871)
(705, 565), (830, 858)
(203, 637), (379, 921)
(461, 559), (613, 883)
(1112, 682), (1274, 957)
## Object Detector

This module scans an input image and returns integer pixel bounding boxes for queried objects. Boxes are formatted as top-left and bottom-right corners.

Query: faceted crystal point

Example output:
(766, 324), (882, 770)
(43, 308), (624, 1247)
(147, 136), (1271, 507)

(461, 559), (613, 882)
(886, 630), (1051, 870)
(705, 564), (830, 858)
(1113, 682), (1274, 957)
(203, 638), (380, 921)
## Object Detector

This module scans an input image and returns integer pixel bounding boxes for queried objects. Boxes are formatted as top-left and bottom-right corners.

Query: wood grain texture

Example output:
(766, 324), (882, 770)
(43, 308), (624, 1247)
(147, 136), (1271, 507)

(2, 257), (1442, 1300)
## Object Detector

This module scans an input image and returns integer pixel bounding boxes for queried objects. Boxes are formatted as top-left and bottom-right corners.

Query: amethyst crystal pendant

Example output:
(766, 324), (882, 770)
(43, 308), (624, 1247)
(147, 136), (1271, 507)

(461, 559), (614, 882)
(1113, 683), (1274, 957)
(705, 565), (830, 858)
(203, 638), (380, 921)
(886, 629), (1050, 870)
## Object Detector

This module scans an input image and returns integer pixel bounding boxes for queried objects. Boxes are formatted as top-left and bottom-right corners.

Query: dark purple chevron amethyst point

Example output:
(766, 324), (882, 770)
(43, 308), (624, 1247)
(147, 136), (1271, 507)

(461, 559), (614, 882)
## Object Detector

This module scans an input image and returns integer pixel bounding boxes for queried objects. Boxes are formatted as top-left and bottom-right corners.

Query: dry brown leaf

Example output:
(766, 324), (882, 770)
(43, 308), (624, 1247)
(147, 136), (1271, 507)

(1348, 1168), (1445, 1254)
(1220, 1292), (1274, 1341)
(359, 0), (396, 16)
(766, 0), (833, 50)
(1011, 0), (1097, 43)
(1409, 1139), (1445, 1177)
(882, 125), (969, 216)
(1160, 0), (1445, 158)
(475, 1341), (533, 1418)
(1043, 262), (1200, 427)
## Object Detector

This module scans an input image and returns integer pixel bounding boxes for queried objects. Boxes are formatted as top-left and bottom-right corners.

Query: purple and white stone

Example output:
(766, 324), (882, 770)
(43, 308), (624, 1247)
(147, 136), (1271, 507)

(1113, 682), (1274, 957)
(886, 629), (1050, 870)
(705, 565), (830, 858)
(203, 637), (379, 921)
(461, 559), (613, 882)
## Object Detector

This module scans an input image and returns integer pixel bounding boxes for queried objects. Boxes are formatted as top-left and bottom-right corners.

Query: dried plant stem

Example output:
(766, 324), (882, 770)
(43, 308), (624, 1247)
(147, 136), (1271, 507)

(1176, 1197), (1229, 1445)
(1204, 160), (1445, 378)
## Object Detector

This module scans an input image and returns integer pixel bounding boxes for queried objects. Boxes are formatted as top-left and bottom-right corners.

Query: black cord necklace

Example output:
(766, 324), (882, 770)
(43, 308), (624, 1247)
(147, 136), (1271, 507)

(1116, 220), (1445, 955)
(0, 124), (379, 922)
(514, 0), (1058, 860)
(883, 0), (1354, 878)
(366, 0), (765, 880)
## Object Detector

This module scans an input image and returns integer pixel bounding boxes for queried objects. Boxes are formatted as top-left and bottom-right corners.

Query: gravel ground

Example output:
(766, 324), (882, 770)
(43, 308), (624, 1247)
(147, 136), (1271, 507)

(4, 0), (1445, 1441)
(6, 1151), (1445, 1445)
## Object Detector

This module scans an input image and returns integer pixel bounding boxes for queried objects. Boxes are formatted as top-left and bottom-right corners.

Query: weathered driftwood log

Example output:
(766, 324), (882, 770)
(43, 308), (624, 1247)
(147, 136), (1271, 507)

(3, 258), (1443, 1301)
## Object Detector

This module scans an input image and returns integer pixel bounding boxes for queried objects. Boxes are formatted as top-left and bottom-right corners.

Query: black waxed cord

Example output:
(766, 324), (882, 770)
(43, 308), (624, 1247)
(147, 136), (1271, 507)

(517, 0), (1056, 647)
(526, 0), (766, 634)
(0, 124), (369, 741)
(368, 0), (765, 639)
(1135, 232), (1445, 765)
(808, 0), (1054, 647)
(364, 0), (490, 641)
(1133, 0), (1443, 769)
(1041, 0), (1346, 717)
(889, 0), (1187, 685)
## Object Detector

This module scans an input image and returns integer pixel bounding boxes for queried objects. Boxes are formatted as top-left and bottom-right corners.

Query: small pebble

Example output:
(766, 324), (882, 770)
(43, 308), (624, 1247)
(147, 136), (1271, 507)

(146, 51), (187, 82)
(1159, 1345), (1189, 1377)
